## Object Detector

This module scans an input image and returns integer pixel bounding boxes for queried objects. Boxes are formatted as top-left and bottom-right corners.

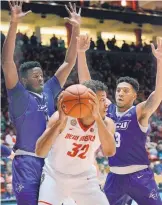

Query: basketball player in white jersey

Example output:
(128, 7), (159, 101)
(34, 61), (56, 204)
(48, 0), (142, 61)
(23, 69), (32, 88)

(35, 80), (116, 205)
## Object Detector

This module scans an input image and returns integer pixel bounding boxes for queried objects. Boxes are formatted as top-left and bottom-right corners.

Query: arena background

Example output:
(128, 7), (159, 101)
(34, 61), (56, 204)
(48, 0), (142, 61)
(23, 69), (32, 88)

(1, 1), (162, 204)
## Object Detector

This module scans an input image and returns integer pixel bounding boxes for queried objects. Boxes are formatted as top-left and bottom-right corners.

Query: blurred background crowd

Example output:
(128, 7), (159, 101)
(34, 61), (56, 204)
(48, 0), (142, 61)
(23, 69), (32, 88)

(1, 34), (162, 200)
(1, 0), (162, 203)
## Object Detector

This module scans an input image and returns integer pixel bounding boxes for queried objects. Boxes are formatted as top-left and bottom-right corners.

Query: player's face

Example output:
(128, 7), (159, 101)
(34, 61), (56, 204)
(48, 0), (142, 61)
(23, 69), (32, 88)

(96, 91), (108, 118)
(25, 67), (44, 93)
(115, 82), (136, 109)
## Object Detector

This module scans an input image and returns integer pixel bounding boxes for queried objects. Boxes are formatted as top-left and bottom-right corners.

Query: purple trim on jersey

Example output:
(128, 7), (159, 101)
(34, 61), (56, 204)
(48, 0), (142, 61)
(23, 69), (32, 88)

(6, 76), (61, 153)
(107, 103), (150, 166)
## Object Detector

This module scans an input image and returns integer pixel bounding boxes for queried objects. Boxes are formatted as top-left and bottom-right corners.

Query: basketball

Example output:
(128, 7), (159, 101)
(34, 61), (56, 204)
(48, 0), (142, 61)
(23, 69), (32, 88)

(61, 84), (93, 118)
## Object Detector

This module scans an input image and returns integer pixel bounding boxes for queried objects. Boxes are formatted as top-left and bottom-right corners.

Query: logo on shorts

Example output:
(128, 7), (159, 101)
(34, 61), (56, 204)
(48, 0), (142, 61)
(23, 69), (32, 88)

(40, 173), (45, 185)
(15, 183), (24, 193)
(149, 189), (159, 200)
(71, 119), (77, 126)
(137, 175), (143, 179)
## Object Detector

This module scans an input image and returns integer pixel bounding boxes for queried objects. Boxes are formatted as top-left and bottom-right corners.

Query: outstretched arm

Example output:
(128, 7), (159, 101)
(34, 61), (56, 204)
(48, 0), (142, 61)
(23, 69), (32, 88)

(2, 1), (31, 89)
(137, 37), (162, 121)
(55, 3), (81, 87)
(77, 34), (91, 83)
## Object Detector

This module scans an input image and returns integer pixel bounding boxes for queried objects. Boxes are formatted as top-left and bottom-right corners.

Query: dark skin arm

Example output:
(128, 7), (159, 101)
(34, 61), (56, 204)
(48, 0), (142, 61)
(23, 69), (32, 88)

(2, 1), (31, 89)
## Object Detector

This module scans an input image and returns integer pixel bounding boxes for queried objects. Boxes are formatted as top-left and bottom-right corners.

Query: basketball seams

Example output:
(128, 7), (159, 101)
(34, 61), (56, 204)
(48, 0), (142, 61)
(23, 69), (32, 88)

(62, 92), (80, 99)
(80, 103), (92, 112)
(66, 85), (88, 95)
(62, 98), (91, 103)
(66, 103), (92, 116)
(76, 85), (81, 118)
(62, 84), (92, 118)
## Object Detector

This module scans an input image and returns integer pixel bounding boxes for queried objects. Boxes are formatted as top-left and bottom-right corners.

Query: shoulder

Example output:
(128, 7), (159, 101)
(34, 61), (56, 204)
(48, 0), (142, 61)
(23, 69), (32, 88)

(107, 103), (116, 111)
(7, 81), (28, 96)
(105, 117), (115, 126)
(44, 76), (61, 88)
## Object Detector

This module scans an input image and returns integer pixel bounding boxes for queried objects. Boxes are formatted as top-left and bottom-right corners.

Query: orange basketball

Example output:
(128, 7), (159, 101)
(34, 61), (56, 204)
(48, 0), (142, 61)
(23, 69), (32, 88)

(61, 84), (93, 118)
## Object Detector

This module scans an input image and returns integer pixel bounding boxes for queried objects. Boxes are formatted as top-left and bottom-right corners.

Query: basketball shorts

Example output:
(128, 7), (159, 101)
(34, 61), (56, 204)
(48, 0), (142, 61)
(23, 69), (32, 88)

(104, 168), (162, 205)
(38, 165), (110, 205)
(12, 155), (44, 205)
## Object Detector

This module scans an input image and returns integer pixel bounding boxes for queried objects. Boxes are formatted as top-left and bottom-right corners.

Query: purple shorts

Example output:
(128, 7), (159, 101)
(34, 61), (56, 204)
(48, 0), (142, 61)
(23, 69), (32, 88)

(104, 168), (162, 205)
(12, 155), (44, 205)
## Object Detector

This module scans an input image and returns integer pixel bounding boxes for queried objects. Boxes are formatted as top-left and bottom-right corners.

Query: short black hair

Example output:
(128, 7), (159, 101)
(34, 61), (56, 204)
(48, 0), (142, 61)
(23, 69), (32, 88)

(19, 61), (42, 78)
(82, 80), (108, 93)
(116, 76), (139, 93)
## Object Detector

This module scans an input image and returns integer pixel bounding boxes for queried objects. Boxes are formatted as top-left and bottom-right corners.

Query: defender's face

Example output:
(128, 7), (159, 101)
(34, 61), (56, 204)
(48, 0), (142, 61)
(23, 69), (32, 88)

(96, 91), (108, 118)
(25, 67), (44, 93)
(115, 82), (136, 108)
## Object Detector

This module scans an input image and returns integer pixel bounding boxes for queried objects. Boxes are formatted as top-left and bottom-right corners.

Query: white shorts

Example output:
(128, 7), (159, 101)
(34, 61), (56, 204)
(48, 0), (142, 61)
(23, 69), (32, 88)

(38, 165), (109, 205)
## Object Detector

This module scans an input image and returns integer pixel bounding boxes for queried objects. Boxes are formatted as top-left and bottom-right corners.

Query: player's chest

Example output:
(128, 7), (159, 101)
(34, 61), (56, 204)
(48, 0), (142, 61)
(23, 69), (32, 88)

(62, 127), (96, 144)
(61, 118), (97, 142)
(110, 111), (134, 132)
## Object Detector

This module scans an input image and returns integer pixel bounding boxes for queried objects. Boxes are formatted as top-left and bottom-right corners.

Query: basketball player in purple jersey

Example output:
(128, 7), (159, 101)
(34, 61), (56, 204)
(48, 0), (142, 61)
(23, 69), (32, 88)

(77, 36), (162, 204)
(2, 1), (81, 204)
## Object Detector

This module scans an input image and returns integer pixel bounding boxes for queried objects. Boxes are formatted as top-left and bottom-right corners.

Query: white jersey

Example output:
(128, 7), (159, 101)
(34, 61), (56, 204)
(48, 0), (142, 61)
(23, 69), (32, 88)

(45, 117), (100, 175)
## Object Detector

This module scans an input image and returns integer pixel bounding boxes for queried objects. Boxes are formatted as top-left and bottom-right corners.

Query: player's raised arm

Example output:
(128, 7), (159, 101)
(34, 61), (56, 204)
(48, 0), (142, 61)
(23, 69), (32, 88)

(137, 37), (162, 120)
(77, 34), (91, 83)
(88, 91), (116, 157)
(54, 3), (81, 87)
(35, 93), (67, 157)
(2, 1), (31, 89)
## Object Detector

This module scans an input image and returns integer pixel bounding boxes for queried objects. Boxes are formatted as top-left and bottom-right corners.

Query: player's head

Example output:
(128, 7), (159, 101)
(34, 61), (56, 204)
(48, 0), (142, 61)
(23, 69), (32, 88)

(116, 76), (139, 109)
(19, 61), (44, 93)
(82, 80), (108, 118)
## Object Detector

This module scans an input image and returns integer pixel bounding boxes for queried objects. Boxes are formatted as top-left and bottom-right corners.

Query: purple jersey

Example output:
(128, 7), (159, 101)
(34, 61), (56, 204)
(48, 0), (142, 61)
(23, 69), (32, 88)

(107, 103), (150, 167)
(7, 76), (61, 153)
(1, 145), (11, 157)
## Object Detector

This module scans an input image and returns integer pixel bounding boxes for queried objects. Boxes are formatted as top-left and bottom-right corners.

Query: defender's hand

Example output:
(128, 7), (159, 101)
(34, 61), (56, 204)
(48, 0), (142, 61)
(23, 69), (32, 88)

(8, 1), (32, 23)
(64, 2), (81, 27)
(151, 37), (162, 62)
(77, 34), (90, 52)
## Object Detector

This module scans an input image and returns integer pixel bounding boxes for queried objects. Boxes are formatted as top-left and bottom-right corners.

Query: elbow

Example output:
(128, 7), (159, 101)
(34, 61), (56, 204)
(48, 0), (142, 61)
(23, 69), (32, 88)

(103, 146), (116, 157)
(35, 150), (46, 158)
(35, 144), (46, 158)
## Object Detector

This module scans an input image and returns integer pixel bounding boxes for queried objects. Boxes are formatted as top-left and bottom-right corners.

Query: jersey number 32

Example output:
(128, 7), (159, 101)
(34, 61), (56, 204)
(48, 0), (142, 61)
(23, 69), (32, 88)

(67, 143), (90, 159)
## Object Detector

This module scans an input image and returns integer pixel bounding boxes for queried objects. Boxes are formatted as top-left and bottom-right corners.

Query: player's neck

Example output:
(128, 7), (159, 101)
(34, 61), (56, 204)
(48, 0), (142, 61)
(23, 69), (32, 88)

(79, 116), (95, 127)
(117, 105), (133, 113)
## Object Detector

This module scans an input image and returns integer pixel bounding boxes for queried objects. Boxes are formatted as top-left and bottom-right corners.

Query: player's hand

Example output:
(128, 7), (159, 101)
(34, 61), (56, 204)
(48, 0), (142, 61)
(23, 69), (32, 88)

(58, 92), (67, 122)
(77, 34), (90, 52)
(88, 90), (101, 121)
(8, 151), (15, 160)
(64, 2), (81, 27)
(151, 37), (162, 62)
(8, 1), (32, 23)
